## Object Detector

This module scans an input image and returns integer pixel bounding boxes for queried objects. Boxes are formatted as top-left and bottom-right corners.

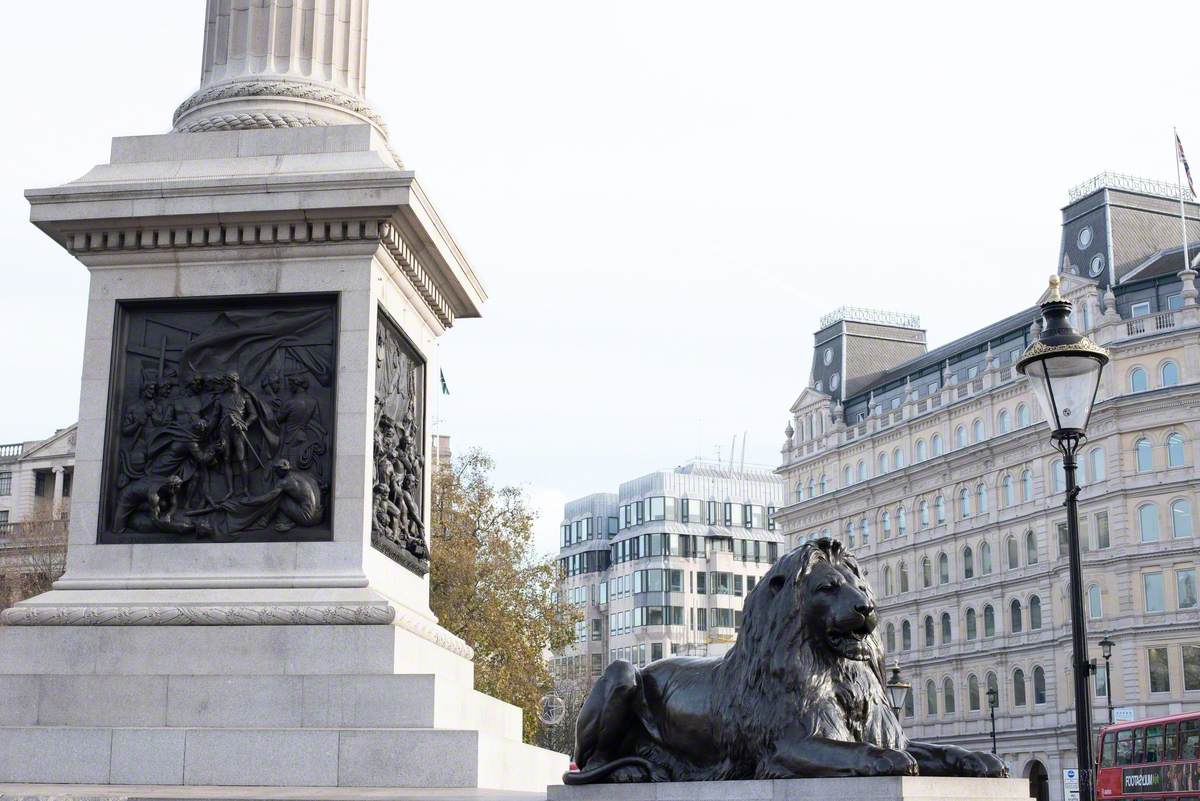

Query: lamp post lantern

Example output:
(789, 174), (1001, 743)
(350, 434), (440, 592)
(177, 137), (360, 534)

(885, 663), (911, 720)
(1017, 275), (1110, 801)
(1100, 635), (1116, 725)
(986, 685), (999, 755)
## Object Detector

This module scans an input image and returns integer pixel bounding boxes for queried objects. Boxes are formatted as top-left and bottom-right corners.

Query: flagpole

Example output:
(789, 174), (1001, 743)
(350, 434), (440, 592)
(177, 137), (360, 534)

(1177, 127), (1192, 274)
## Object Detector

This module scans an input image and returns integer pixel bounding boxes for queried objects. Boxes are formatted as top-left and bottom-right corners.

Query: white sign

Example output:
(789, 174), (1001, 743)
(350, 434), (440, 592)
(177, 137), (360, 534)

(1064, 768), (1080, 801)
(1113, 707), (1136, 722)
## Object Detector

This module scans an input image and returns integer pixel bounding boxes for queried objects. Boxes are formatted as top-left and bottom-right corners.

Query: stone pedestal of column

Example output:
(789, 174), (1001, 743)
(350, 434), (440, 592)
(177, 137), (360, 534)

(548, 777), (1033, 801)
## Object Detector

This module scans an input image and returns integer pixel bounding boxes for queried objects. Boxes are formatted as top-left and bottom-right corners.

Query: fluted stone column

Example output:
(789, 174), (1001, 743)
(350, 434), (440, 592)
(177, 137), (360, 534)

(173, 0), (391, 146)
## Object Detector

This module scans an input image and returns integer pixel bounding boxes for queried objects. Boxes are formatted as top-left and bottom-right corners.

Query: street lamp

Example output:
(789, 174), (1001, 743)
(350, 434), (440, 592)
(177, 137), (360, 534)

(1100, 635), (1116, 725)
(987, 685), (999, 755)
(885, 663), (911, 719)
(1017, 275), (1110, 801)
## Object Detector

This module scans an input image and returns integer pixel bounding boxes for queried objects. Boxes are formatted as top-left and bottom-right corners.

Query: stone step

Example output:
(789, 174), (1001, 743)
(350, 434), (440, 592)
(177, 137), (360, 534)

(0, 726), (569, 791)
(0, 673), (523, 742)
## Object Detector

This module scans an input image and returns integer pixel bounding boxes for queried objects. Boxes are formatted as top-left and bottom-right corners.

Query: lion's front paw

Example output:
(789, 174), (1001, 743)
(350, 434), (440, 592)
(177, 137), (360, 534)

(954, 750), (1009, 778)
(868, 747), (919, 776)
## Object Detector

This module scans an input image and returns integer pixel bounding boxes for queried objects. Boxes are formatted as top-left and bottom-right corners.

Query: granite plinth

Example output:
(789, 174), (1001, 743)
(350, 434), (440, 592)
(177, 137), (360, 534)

(547, 777), (1033, 801)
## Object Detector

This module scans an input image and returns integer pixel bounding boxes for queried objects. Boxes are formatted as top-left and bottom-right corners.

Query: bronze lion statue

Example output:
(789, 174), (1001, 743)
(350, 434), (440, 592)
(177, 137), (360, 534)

(564, 538), (1007, 783)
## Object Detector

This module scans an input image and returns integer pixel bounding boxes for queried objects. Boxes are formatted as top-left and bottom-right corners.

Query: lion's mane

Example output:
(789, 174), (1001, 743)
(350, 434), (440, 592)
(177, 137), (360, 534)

(711, 538), (906, 776)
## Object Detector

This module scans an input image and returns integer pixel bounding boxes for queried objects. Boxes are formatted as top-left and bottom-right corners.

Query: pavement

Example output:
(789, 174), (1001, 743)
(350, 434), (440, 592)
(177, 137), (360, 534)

(0, 786), (549, 801)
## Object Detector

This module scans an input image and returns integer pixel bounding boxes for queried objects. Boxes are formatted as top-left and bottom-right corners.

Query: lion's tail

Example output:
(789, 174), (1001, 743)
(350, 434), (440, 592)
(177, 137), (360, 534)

(561, 756), (654, 785)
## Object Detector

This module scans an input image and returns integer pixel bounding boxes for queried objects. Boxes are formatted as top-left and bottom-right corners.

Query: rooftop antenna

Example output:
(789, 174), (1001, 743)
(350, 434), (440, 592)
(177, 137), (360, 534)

(739, 431), (747, 472)
(729, 435), (736, 472)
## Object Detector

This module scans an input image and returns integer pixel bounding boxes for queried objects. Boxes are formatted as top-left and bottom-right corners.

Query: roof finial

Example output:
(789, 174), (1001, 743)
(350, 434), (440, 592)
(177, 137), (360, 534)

(1048, 275), (1063, 302)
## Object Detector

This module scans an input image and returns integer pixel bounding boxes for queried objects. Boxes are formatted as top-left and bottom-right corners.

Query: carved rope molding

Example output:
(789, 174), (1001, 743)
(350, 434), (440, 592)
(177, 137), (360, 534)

(64, 218), (454, 329)
(172, 80), (389, 135)
(0, 603), (396, 626)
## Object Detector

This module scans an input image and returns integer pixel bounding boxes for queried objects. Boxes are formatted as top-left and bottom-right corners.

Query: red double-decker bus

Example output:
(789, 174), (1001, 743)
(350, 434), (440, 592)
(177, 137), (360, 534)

(1097, 712), (1200, 800)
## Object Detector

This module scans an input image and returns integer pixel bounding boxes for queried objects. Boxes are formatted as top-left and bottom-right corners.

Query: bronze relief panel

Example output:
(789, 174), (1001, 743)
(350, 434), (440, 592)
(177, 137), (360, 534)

(99, 294), (337, 544)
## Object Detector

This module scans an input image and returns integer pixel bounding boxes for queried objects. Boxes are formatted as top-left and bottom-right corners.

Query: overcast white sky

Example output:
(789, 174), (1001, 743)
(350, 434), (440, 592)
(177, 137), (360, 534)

(1, 2), (1197, 556)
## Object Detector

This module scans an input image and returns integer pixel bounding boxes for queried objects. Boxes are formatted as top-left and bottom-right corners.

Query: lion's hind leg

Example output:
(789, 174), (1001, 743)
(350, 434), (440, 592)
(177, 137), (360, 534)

(571, 660), (644, 774)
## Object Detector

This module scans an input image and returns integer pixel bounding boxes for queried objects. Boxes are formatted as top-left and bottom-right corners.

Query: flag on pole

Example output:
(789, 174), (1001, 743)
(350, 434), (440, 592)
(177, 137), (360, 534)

(1178, 131), (1197, 198)
(439, 369), (450, 395)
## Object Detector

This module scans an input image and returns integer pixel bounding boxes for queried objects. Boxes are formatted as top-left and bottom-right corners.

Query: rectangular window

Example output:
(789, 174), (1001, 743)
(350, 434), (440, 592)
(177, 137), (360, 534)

(743, 504), (754, 529)
(1131, 300), (1152, 317)
(710, 572), (732, 595)
(1178, 569), (1198, 610)
(747, 576), (757, 592)
(768, 542), (780, 562)
(1095, 661), (1108, 697)
(767, 506), (776, 531)
(0, 472), (11, 496)
(695, 572), (706, 595)
(1145, 573), (1166, 612)
(608, 516), (618, 535)
(723, 503), (733, 527)
(651, 642), (663, 662)
(648, 497), (665, 521)
(669, 569), (683, 593)
(591, 618), (601, 641)
(707, 501), (718, 526)
(734, 575), (744, 597)
(34, 471), (49, 497)
(636, 501), (644, 525)
(1184, 646), (1200, 691)
(1168, 293), (1185, 311)
(696, 608), (707, 631)
(1095, 511), (1110, 550)
(1149, 647), (1171, 693)
(1057, 523), (1069, 559)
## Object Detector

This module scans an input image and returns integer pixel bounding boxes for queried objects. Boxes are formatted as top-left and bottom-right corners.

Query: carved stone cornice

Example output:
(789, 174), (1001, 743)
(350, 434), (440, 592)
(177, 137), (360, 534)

(173, 80), (389, 137)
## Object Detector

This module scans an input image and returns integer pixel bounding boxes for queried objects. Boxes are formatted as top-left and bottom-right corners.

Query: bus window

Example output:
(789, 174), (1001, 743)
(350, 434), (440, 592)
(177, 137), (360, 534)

(1165, 723), (1180, 761)
(1184, 720), (1200, 759)
(1117, 729), (1135, 765)
(1102, 734), (1117, 768)
(1133, 728), (1147, 764)
(1146, 726), (1163, 763)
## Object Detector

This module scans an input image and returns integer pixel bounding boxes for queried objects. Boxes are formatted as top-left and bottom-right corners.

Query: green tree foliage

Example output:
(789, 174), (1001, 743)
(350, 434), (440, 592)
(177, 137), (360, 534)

(430, 448), (579, 742)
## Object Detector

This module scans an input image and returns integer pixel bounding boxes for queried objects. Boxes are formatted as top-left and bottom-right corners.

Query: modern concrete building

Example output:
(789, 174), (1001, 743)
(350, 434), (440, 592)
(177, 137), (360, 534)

(0, 424), (76, 536)
(552, 462), (785, 686)
(775, 173), (1200, 801)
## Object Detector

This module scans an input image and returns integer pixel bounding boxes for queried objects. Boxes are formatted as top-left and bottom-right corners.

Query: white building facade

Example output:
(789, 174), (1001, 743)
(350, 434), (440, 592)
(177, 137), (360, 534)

(775, 177), (1200, 801)
(553, 462), (785, 686)
(0, 425), (76, 537)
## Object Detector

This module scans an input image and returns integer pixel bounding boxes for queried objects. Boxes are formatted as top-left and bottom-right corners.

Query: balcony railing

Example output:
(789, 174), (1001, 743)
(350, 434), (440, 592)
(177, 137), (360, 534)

(1126, 310), (1176, 337)
(0, 443), (22, 459)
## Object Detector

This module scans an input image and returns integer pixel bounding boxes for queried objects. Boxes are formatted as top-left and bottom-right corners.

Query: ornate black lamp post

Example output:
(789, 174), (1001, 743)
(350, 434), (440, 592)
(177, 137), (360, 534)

(986, 685), (999, 754)
(1100, 635), (1116, 725)
(885, 663), (911, 719)
(1017, 275), (1110, 801)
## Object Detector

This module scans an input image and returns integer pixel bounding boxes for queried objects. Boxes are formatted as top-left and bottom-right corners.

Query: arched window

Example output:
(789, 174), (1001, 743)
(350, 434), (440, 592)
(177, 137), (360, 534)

(899, 561), (910, 592)
(1088, 584), (1102, 619)
(926, 679), (938, 716)
(980, 542), (993, 575)
(973, 419), (984, 443)
(1130, 367), (1148, 393)
(955, 426), (967, 449)
(879, 452), (888, 474)
(843, 466), (852, 487)
(1025, 531), (1038, 565)
(1029, 595), (1042, 629)
(1033, 666), (1047, 704)
(922, 557), (933, 589)
(940, 612), (952, 643)
(998, 410), (1010, 434)
(1090, 447), (1106, 481)
(795, 481), (805, 502)
(1021, 469), (1033, 502)
(1013, 669), (1027, 706)
(886, 623), (896, 652)
(1136, 438), (1153, 472)
(881, 511), (891, 540)
(1168, 433), (1186, 468)
(893, 447), (905, 469)
(977, 483), (988, 514)
(1139, 503), (1160, 542)
(1002, 475), (1013, 507)
(935, 495), (946, 523)
(1016, 403), (1031, 428)
(968, 674), (981, 711)
(883, 565), (893, 596)
(987, 672), (999, 705)
(819, 474), (828, 494)
(1051, 459), (1065, 493)
(860, 517), (870, 545)
(857, 460), (867, 482)
(966, 608), (978, 640)
(1173, 499), (1193, 538)
(807, 478), (815, 498)
(924, 616), (935, 647)
(904, 688), (915, 718)
(897, 506), (908, 536)
(919, 500), (930, 527)
(846, 521), (856, 548)
(959, 488), (970, 518)
(984, 604), (996, 637)
(963, 546), (975, 579)
(932, 434), (943, 457)
(938, 552), (950, 584)
(916, 440), (927, 462)
(1010, 599), (1023, 633)
(1161, 361), (1180, 388)
(1007, 536), (1020, 569)
(902, 620), (912, 650)
(943, 677), (956, 714)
